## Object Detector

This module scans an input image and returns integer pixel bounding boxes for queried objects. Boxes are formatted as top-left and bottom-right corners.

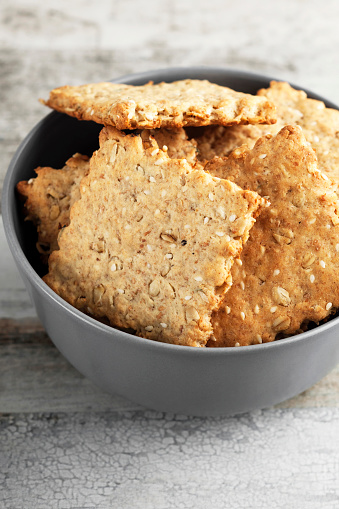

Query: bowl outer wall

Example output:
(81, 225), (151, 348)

(2, 66), (339, 416)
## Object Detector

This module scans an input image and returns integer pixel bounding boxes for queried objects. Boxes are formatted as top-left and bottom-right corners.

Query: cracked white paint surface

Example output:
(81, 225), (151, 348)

(0, 409), (339, 508)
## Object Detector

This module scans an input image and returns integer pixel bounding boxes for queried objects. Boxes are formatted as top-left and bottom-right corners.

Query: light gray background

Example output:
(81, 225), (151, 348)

(1, 1), (339, 507)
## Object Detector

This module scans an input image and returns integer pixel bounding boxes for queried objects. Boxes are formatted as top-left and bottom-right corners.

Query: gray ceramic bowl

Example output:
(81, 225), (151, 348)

(3, 67), (339, 416)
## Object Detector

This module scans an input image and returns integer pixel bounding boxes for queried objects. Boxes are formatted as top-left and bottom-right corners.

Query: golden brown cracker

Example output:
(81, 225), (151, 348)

(196, 81), (339, 188)
(206, 126), (339, 347)
(42, 79), (277, 130)
(16, 153), (90, 259)
(44, 127), (266, 347)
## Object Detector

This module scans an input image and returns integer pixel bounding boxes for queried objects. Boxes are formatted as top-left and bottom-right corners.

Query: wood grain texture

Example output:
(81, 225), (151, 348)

(1, 1), (339, 506)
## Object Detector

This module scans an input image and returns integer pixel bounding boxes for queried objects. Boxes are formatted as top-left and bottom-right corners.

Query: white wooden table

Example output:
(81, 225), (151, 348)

(1, 1), (339, 507)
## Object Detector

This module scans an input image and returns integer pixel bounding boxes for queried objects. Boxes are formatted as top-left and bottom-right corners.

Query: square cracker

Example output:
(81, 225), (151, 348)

(205, 125), (339, 347)
(196, 81), (339, 188)
(42, 79), (276, 130)
(16, 128), (198, 262)
(43, 127), (266, 347)
(16, 153), (90, 258)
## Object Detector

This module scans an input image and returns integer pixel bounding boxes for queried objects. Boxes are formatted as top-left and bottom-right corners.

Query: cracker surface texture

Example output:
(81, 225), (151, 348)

(142, 128), (198, 164)
(206, 125), (339, 346)
(196, 81), (339, 187)
(16, 153), (90, 258)
(42, 79), (277, 130)
(44, 127), (265, 347)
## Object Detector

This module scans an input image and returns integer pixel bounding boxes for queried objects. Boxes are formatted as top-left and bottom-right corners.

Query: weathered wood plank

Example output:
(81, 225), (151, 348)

(0, 408), (339, 509)
(0, 318), (141, 413)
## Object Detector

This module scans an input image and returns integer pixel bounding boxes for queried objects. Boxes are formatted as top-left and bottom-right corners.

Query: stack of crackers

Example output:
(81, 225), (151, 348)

(17, 79), (339, 347)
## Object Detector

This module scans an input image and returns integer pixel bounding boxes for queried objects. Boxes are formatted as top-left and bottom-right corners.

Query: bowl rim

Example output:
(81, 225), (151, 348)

(3, 65), (339, 355)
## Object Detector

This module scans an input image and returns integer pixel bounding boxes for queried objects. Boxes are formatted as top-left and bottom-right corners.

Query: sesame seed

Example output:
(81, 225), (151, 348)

(314, 135), (320, 142)
(259, 154), (267, 159)
(125, 224), (131, 230)
(236, 259), (243, 266)
(125, 176), (130, 181)
(226, 306), (231, 314)
(184, 225), (191, 229)
(217, 206), (226, 219)
(310, 274), (315, 283)
(215, 231), (225, 237)
(270, 306), (277, 313)
(151, 148), (159, 156)
(165, 253), (173, 259)
(194, 276), (203, 281)
(209, 192), (214, 201)
(336, 244), (339, 252)
(154, 158), (166, 166)
(162, 145), (168, 151)
(225, 235), (231, 242)
(185, 296), (192, 300)
(240, 281), (245, 290)
(326, 224), (331, 229)
(254, 305), (260, 314)
(154, 209), (161, 216)
(273, 269), (280, 276)
(250, 158), (255, 165)
(240, 312), (245, 320)
(235, 342), (240, 347)
(229, 214), (236, 222)
(144, 190), (151, 195)
(161, 190), (166, 197)
(320, 260), (326, 268)
(149, 176), (156, 183)
(147, 244), (152, 252)
(160, 322), (167, 328)
(309, 218), (316, 225)
(255, 335), (263, 344)
(260, 246), (266, 255)
(117, 289), (125, 294)
(204, 217), (209, 224)
(90, 109), (94, 115)
(147, 263), (151, 268)
(326, 302), (332, 311)
(145, 325), (153, 332)
(110, 263), (117, 272)
(28, 178), (34, 184)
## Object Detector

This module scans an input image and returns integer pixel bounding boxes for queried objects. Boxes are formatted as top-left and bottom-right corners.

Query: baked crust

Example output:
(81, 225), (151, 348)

(206, 125), (339, 346)
(16, 153), (90, 259)
(43, 127), (266, 347)
(42, 79), (277, 130)
(196, 81), (339, 188)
